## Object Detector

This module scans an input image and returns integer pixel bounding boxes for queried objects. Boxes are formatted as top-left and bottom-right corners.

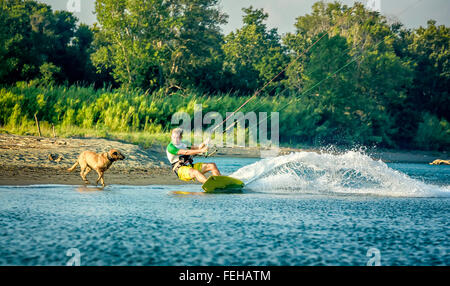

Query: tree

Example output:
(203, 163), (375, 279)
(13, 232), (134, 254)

(0, 0), (48, 83)
(0, 0), (97, 85)
(93, 0), (164, 89)
(164, 0), (227, 92)
(283, 1), (413, 147)
(406, 20), (449, 121)
(222, 6), (289, 94)
(92, 0), (227, 92)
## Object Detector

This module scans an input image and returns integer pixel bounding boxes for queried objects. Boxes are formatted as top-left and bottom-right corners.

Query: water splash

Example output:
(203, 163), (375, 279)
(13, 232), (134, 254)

(231, 151), (450, 197)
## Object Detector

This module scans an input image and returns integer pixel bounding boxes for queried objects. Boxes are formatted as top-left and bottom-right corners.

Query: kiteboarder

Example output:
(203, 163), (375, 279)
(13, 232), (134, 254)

(166, 128), (221, 183)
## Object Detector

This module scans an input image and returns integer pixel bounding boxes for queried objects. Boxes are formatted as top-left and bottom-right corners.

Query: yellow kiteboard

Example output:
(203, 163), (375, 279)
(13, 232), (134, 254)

(169, 176), (244, 195)
(170, 191), (206, 195)
(201, 176), (244, 193)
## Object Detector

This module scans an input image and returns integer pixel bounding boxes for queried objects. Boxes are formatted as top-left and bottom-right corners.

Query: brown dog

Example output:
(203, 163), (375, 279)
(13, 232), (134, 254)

(430, 159), (450, 165)
(68, 149), (125, 186)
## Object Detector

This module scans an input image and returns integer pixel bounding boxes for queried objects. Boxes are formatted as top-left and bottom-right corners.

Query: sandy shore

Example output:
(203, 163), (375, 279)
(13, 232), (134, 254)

(0, 134), (184, 186)
(0, 133), (447, 186)
(0, 165), (185, 186)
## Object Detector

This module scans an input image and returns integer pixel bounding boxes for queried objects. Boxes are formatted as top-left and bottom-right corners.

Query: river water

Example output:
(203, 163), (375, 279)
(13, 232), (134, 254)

(0, 151), (449, 265)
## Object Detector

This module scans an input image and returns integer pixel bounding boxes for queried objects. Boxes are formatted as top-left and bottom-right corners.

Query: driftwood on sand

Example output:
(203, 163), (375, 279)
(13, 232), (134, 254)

(430, 159), (450, 165)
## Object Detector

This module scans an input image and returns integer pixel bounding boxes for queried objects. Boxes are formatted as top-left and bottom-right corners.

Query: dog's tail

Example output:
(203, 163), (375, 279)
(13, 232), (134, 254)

(67, 161), (79, 172)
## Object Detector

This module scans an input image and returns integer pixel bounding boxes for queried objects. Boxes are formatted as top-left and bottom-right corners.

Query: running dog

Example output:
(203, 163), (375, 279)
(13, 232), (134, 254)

(429, 159), (450, 165)
(68, 149), (125, 186)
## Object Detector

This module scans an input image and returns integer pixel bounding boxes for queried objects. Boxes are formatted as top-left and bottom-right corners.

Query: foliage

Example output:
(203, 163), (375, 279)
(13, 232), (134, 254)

(222, 6), (289, 94)
(92, 0), (227, 91)
(0, 0), (97, 85)
(414, 113), (450, 151)
(0, 0), (449, 150)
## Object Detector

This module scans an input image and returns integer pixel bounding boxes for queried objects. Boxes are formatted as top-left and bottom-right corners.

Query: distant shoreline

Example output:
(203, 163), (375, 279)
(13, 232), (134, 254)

(215, 146), (449, 164)
(0, 133), (448, 186)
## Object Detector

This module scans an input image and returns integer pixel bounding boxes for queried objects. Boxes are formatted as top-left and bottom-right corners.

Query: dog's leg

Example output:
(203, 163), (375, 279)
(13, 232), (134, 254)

(95, 169), (104, 186)
(80, 165), (90, 184)
(82, 167), (92, 184)
(80, 170), (89, 184)
(100, 174), (106, 187)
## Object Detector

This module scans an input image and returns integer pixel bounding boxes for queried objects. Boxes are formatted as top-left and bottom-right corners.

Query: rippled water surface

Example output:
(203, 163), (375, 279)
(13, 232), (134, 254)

(0, 153), (449, 266)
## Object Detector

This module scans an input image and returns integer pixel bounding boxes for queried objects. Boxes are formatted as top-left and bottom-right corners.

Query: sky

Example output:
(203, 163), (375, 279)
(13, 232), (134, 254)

(38, 0), (450, 34)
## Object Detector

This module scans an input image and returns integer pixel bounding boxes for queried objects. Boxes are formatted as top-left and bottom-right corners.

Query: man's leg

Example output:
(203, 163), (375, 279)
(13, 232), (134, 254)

(201, 163), (221, 176)
(188, 168), (208, 184)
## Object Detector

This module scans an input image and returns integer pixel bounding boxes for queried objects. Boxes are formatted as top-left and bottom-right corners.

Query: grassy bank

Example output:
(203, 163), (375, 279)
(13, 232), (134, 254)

(0, 82), (292, 148)
(0, 82), (449, 150)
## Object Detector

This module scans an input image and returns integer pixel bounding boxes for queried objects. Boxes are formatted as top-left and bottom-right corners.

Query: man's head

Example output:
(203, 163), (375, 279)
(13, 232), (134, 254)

(171, 128), (183, 145)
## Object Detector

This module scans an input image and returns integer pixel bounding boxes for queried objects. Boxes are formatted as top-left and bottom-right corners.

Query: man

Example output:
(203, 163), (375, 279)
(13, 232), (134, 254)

(166, 128), (221, 183)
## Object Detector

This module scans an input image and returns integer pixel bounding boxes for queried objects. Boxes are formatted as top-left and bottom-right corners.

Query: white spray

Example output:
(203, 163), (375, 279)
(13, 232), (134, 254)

(231, 151), (450, 197)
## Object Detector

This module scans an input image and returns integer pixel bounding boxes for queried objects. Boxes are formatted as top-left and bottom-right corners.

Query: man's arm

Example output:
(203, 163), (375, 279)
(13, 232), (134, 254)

(167, 142), (207, 157)
(190, 142), (206, 150)
(177, 147), (207, 156)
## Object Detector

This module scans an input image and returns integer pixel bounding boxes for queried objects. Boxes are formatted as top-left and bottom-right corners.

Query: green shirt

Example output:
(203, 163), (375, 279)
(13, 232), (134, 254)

(166, 142), (189, 164)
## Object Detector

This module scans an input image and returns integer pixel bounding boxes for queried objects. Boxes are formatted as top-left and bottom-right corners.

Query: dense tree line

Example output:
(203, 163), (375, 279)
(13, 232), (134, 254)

(0, 0), (448, 150)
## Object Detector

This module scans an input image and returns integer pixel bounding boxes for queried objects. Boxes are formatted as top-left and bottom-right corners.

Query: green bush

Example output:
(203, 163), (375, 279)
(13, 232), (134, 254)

(414, 113), (450, 151)
(0, 83), (448, 150)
